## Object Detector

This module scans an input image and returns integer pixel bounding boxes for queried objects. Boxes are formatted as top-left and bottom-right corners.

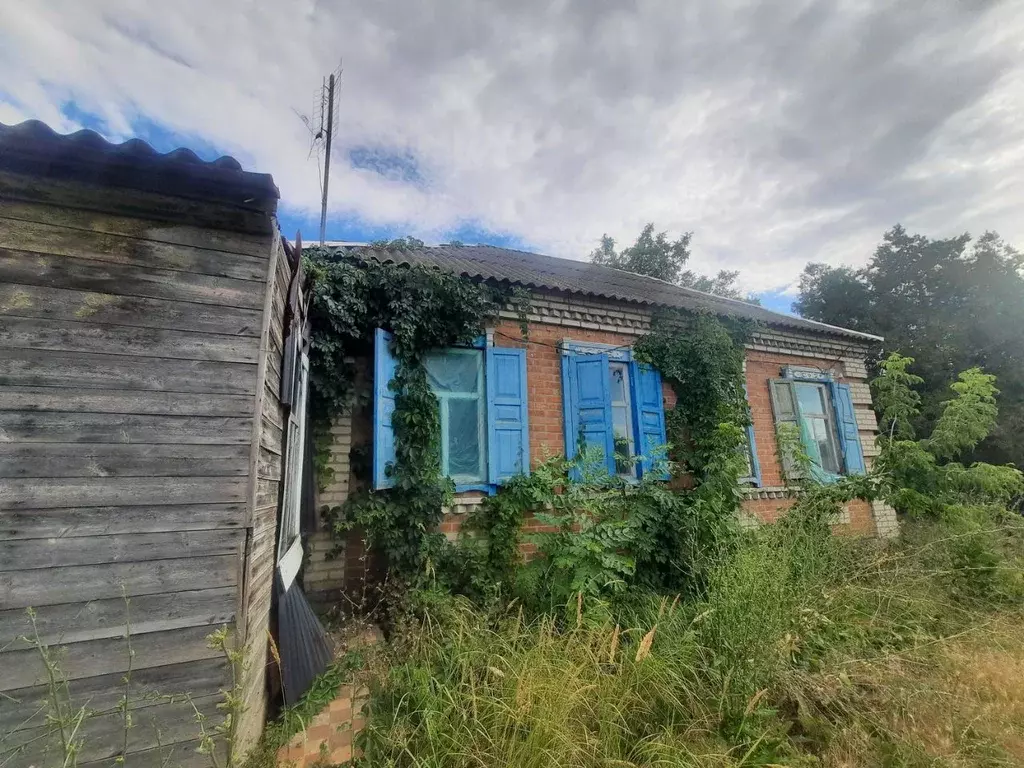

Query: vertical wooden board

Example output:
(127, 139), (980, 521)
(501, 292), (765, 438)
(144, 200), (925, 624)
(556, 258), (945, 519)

(1, 528), (245, 571)
(0, 657), (228, 736)
(0, 217), (268, 280)
(0, 199), (272, 258)
(0, 476), (248, 510)
(0, 624), (227, 691)
(1, 554), (238, 608)
(0, 348), (257, 394)
(0, 248), (265, 309)
(1, 503), (245, 540)
(0, 587), (237, 648)
(0, 283), (262, 336)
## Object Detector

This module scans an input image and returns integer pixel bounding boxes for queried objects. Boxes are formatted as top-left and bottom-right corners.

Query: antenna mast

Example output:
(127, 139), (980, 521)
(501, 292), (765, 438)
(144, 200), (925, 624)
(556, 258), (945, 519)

(298, 63), (343, 245)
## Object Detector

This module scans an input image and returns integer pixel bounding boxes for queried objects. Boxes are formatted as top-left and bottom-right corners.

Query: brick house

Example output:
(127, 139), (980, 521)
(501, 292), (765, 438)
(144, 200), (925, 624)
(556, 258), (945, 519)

(305, 245), (897, 600)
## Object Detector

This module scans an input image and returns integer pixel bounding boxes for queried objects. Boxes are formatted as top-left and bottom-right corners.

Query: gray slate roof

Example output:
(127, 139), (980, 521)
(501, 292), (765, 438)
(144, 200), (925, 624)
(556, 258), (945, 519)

(0, 120), (279, 212)
(342, 243), (882, 342)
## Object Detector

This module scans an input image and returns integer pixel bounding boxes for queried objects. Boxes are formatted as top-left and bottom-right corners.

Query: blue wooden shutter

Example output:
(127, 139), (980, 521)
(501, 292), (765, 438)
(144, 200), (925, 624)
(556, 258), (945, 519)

(563, 353), (615, 478)
(741, 384), (762, 487)
(830, 382), (866, 474)
(630, 362), (669, 480)
(486, 347), (529, 483)
(372, 328), (398, 489)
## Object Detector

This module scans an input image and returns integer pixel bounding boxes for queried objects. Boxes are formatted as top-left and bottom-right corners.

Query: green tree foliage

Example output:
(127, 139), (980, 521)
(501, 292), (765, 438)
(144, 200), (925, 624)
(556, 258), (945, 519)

(860, 353), (1022, 518)
(795, 226), (1024, 466)
(591, 223), (754, 301)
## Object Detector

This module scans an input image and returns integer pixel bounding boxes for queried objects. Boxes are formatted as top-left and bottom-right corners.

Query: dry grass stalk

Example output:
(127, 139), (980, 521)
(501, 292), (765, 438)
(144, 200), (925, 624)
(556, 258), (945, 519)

(635, 625), (657, 663)
(608, 624), (621, 664)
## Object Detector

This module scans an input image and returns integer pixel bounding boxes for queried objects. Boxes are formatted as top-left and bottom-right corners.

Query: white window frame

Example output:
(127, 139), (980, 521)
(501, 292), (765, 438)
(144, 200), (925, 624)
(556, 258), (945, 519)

(277, 352), (308, 590)
(425, 347), (488, 485)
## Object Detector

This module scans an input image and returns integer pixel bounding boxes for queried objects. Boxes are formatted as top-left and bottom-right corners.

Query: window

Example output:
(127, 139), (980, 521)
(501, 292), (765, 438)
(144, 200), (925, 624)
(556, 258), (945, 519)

(424, 349), (486, 483)
(794, 382), (842, 475)
(372, 329), (529, 491)
(609, 362), (637, 478)
(769, 374), (866, 482)
(561, 343), (668, 480)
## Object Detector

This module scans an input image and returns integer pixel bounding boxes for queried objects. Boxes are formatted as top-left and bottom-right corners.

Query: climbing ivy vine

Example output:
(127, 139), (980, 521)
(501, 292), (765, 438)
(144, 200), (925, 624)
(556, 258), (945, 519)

(304, 246), (504, 580)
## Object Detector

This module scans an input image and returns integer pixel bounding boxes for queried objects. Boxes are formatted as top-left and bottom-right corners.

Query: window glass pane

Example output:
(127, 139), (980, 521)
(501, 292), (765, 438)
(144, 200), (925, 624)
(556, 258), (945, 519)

(425, 352), (480, 394)
(795, 382), (827, 415)
(447, 398), (483, 478)
(610, 364), (628, 402)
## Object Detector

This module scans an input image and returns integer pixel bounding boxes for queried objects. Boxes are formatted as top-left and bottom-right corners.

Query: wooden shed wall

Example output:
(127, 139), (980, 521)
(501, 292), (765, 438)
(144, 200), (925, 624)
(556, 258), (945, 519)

(235, 233), (292, 753)
(0, 178), (282, 767)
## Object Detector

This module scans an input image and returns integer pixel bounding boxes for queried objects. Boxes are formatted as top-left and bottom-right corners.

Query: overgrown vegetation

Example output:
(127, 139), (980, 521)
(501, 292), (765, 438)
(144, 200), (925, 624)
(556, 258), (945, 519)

(303, 250), (1023, 766)
(344, 351), (1022, 767)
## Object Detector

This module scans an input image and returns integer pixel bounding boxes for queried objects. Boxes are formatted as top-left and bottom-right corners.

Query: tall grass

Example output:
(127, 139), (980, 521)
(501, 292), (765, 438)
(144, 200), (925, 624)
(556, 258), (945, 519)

(353, 508), (1024, 767)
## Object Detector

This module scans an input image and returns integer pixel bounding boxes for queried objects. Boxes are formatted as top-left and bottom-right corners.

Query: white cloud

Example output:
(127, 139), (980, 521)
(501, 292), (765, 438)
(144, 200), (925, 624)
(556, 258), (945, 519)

(2, 0), (1022, 291)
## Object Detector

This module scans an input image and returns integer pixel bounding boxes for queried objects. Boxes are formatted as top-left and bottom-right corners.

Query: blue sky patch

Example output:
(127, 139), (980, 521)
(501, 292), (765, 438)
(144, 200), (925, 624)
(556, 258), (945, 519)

(348, 145), (424, 186)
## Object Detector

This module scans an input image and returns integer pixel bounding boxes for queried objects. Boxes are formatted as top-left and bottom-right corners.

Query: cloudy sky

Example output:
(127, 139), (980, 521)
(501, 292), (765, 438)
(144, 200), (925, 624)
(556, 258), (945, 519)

(2, 1), (1022, 311)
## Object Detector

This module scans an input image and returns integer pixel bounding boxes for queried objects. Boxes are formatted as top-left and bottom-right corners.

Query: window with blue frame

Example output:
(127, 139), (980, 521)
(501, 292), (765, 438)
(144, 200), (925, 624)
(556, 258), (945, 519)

(768, 369), (866, 482)
(560, 341), (668, 481)
(372, 329), (529, 492)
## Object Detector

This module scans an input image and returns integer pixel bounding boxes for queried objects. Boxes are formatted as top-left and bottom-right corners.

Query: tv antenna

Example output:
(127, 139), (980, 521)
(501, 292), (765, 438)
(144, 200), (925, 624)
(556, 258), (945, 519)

(298, 62), (343, 244)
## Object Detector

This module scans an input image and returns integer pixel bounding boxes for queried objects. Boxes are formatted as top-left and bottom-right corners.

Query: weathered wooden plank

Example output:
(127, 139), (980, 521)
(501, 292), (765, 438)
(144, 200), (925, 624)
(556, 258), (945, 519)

(261, 388), (285, 430)
(1, 555), (238, 610)
(256, 445), (283, 480)
(0, 657), (227, 737)
(255, 478), (280, 509)
(0, 587), (236, 649)
(0, 217), (269, 281)
(0, 283), (262, 336)
(0, 476), (248, 510)
(2, 529), (245, 571)
(0, 386), (252, 417)
(0, 317), (260, 363)
(0, 348), (257, 394)
(0, 412), (251, 444)
(0, 170), (272, 235)
(260, 417), (283, 455)
(0, 443), (250, 478)
(1, 503), (245, 541)
(0, 199), (272, 258)
(0, 247), (264, 309)
(1, 623), (227, 691)
(2, 692), (223, 767)
(79, 738), (222, 768)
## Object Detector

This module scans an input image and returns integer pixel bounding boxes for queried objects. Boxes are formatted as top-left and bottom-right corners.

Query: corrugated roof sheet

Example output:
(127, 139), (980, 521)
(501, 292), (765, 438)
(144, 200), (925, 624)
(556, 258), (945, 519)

(341, 243), (882, 342)
(0, 119), (278, 212)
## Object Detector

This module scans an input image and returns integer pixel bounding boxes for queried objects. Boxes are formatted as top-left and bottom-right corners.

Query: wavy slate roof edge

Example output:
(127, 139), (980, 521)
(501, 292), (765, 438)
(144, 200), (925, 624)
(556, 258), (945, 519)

(0, 119), (279, 209)
(339, 243), (882, 343)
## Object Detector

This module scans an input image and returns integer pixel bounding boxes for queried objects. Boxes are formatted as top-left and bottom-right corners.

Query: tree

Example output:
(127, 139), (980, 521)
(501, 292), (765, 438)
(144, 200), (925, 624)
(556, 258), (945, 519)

(591, 223), (753, 301)
(795, 225), (1024, 467)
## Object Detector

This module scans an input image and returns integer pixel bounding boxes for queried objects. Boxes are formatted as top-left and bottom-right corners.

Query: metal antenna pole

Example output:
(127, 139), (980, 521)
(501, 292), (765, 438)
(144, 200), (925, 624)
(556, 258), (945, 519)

(319, 73), (335, 245)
